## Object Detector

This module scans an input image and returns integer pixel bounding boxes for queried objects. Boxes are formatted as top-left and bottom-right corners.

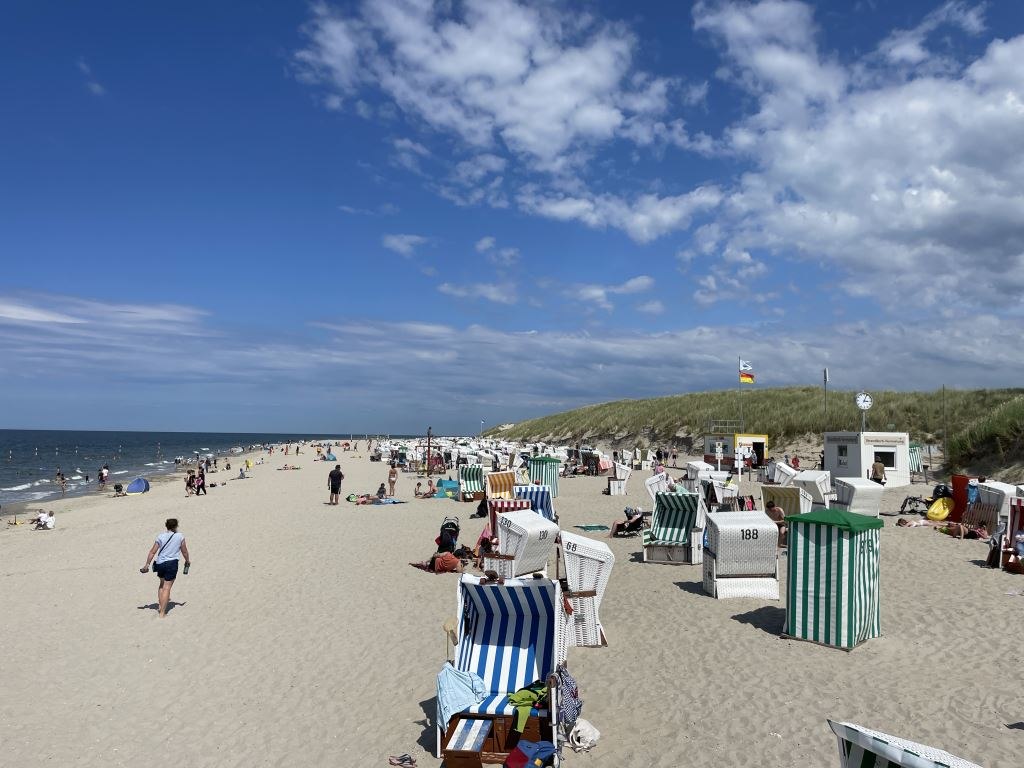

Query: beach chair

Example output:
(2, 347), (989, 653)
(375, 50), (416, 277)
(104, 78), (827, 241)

(833, 477), (884, 517)
(703, 511), (780, 599)
(642, 491), (704, 565)
(558, 531), (614, 647)
(459, 464), (485, 501)
(686, 460), (715, 480)
(960, 501), (1000, 537)
(482, 509), (559, 578)
(793, 470), (836, 506)
(485, 469), (516, 500)
(760, 485), (813, 516)
(513, 484), (556, 522)
(977, 481), (1016, 519)
(607, 462), (632, 496)
(772, 461), (798, 486)
(828, 720), (982, 767)
(644, 471), (670, 504)
(437, 575), (566, 762)
(701, 477), (739, 510)
(999, 498), (1024, 573)
(485, 498), (533, 539)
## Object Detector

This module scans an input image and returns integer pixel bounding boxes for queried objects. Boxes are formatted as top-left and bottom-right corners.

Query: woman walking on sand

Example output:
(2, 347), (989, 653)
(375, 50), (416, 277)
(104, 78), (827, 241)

(388, 462), (398, 497)
(141, 518), (190, 618)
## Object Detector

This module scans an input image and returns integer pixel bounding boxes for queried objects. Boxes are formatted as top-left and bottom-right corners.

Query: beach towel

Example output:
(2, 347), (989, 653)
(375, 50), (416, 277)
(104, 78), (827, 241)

(574, 524), (610, 531)
(436, 666), (486, 732)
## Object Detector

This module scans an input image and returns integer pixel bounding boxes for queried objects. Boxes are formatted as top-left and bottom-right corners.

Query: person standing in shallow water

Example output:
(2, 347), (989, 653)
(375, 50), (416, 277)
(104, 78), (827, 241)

(328, 464), (344, 505)
(141, 518), (190, 618)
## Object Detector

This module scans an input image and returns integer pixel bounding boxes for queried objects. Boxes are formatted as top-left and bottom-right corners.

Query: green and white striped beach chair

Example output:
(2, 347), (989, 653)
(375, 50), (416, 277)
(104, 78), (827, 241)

(642, 491), (703, 565)
(785, 509), (882, 650)
(829, 720), (982, 767)
(459, 464), (485, 501)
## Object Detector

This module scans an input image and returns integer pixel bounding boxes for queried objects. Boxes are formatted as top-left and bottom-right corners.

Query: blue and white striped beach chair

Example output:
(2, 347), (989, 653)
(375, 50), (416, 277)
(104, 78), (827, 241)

(514, 484), (556, 522)
(829, 720), (982, 767)
(437, 575), (567, 756)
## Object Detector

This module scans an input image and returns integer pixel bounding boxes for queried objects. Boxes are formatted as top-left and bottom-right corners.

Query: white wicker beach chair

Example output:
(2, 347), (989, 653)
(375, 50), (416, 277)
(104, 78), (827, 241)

(702, 511), (779, 599)
(482, 509), (558, 577)
(978, 481), (1016, 519)
(772, 461), (798, 486)
(829, 720), (982, 767)
(794, 470), (836, 506)
(558, 531), (614, 647)
(834, 477), (884, 517)
(644, 471), (670, 503)
(686, 460), (715, 480)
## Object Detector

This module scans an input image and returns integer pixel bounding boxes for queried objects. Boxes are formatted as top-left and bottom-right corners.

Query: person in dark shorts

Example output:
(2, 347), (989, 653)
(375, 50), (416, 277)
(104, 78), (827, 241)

(328, 464), (344, 505)
(141, 518), (190, 618)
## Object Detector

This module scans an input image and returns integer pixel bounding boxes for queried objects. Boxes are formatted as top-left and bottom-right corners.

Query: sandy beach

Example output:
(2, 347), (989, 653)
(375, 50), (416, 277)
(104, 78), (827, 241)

(1, 448), (1020, 767)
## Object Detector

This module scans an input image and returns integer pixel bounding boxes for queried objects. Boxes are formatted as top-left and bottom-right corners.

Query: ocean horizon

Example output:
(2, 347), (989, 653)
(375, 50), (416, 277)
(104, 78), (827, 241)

(0, 429), (421, 506)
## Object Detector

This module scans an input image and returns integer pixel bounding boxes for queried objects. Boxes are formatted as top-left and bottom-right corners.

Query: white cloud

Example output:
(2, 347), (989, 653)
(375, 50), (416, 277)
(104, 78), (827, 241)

(295, 0), (679, 169)
(77, 58), (106, 96)
(877, 1), (986, 68)
(438, 282), (517, 304)
(474, 236), (496, 253)
(636, 300), (665, 315)
(381, 233), (427, 256)
(568, 275), (654, 310)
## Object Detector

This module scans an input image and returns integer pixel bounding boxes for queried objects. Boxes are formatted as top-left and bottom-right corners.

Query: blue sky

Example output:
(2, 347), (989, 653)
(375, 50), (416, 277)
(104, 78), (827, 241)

(2, 0), (1023, 433)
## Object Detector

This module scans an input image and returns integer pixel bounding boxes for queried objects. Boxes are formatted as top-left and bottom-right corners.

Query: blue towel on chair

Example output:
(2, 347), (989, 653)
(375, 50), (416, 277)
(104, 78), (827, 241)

(437, 665), (486, 732)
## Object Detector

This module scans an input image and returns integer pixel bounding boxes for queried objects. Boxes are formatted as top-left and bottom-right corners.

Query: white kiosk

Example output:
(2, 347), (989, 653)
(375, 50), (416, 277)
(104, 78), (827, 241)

(822, 432), (912, 489)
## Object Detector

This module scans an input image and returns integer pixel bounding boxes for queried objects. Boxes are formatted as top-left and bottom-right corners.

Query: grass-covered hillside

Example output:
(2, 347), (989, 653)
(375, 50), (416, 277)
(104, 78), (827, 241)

(946, 394), (1024, 473)
(490, 387), (1024, 460)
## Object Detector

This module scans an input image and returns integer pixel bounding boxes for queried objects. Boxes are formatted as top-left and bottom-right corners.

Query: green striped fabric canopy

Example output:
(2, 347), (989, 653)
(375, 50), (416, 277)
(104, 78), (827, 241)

(786, 509), (881, 649)
(829, 720), (982, 767)
(909, 444), (923, 474)
(527, 456), (560, 498)
(459, 464), (485, 495)
(647, 492), (700, 545)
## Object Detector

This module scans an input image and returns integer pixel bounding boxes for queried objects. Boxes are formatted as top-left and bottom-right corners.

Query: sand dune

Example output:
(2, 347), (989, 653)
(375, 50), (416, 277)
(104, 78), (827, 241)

(1, 451), (1020, 767)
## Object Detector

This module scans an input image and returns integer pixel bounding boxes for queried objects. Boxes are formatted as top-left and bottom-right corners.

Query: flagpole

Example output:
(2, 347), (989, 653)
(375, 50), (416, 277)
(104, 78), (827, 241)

(738, 355), (744, 431)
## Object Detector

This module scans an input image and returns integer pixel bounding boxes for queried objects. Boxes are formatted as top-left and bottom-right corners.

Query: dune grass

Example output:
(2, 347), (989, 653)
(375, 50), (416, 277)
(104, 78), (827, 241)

(945, 394), (1024, 470)
(490, 387), (1024, 451)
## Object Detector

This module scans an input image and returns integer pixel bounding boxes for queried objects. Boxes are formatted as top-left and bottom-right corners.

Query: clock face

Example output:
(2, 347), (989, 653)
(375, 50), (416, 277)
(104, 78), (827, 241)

(856, 392), (873, 410)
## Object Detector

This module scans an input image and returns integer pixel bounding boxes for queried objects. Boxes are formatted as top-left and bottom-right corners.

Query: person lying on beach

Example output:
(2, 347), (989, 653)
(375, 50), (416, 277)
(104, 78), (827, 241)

(937, 521), (989, 540)
(32, 511), (55, 530)
(896, 518), (933, 528)
(278, 464), (301, 470)
(409, 551), (464, 573)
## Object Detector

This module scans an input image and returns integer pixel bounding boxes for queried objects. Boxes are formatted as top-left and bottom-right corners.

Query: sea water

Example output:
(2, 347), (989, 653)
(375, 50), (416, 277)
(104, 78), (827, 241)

(0, 429), (379, 505)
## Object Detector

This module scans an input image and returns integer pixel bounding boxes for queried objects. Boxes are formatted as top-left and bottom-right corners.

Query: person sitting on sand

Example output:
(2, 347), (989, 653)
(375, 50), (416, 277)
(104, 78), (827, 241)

(425, 479), (436, 497)
(237, 467), (248, 479)
(32, 511), (55, 530)
(376, 482), (387, 499)
(766, 500), (787, 546)
(414, 481), (423, 497)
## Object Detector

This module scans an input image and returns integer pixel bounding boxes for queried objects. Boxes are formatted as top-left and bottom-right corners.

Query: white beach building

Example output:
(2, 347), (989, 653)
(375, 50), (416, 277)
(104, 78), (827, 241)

(822, 432), (912, 489)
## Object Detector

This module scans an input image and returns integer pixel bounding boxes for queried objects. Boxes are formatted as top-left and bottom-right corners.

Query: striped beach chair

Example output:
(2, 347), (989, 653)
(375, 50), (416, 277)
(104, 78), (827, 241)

(558, 531), (614, 647)
(829, 720), (982, 767)
(642, 491), (704, 564)
(644, 471), (670, 504)
(485, 469), (516, 500)
(514, 484), (556, 522)
(459, 464), (485, 501)
(437, 575), (566, 757)
(527, 457), (560, 497)
(760, 484), (813, 516)
(785, 509), (882, 650)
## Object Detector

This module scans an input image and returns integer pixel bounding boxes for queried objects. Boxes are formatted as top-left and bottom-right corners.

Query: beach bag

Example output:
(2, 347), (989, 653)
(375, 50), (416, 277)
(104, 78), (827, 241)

(504, 739), (556, 768)
(568, 718), (600, 753)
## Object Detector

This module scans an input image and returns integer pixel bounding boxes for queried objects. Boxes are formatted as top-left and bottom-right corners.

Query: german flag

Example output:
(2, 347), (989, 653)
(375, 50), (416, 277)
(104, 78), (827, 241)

(739, 371), (755, 384)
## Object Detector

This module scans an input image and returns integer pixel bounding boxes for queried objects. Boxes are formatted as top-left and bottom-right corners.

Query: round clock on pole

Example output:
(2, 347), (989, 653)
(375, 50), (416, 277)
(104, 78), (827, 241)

(856, 391), (872, 431)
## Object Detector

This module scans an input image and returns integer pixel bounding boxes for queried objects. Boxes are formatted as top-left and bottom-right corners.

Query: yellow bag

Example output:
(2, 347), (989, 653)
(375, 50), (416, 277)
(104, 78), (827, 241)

(927, 497), (954, 521)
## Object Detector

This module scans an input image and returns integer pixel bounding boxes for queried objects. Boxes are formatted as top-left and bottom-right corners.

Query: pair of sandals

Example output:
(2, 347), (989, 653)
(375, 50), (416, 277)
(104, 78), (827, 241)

(388, 754), (416, 767)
